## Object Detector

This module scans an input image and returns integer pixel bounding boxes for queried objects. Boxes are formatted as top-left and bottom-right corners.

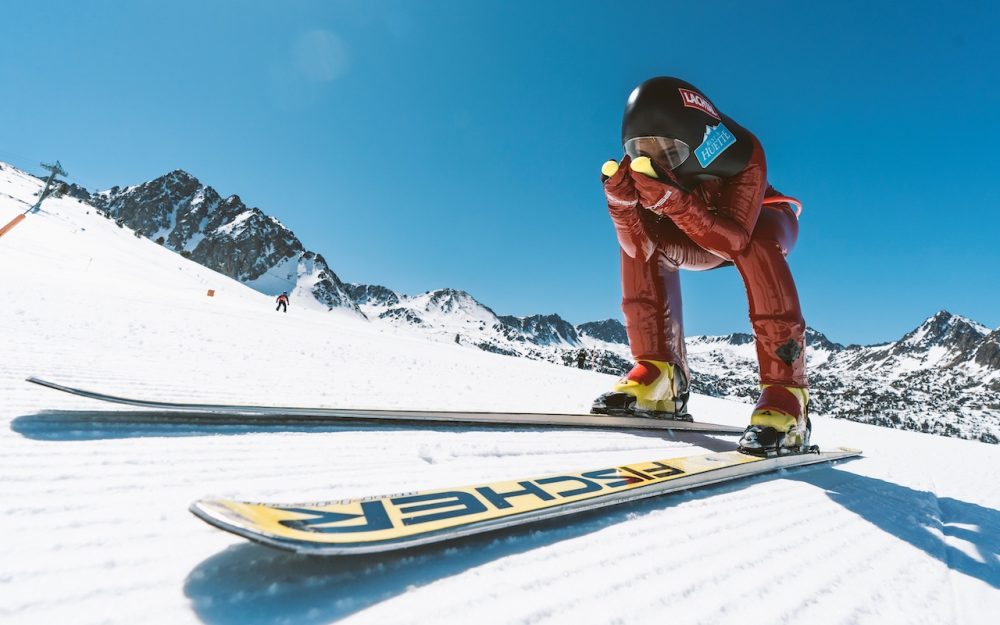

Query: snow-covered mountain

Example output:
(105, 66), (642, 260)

(79, 170), (361, 315)
(344, 283), (607, 363)
(348, 280), (1000, 444)
(682, 313), (1000, 444)
(3, 157), (1000, 625)
(14, 161), (998, 444)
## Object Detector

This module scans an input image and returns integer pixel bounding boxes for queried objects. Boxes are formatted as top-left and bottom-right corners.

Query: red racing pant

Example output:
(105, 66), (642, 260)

(619, 201), (806, 387)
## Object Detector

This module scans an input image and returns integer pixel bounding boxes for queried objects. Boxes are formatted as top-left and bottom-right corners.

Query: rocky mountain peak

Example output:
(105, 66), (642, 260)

(86, 169), (361, 316)
(975, 328), (1000, 370)
(907, 310), (984, 340)
(421, 288), (496, 316)
(805, 327), (844, 352)
(346, 283), (400, 308)
(166, 169), (198, 183)
(725, 333), (755, 346)
(147, 169), (202, 197)
(893, 310), (988, 363)
(577, 319), (628, 345)
(498, 313), (580, 347)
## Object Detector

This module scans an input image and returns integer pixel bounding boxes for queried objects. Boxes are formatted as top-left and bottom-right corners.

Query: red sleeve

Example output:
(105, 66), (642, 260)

(655, 135), (767, 260)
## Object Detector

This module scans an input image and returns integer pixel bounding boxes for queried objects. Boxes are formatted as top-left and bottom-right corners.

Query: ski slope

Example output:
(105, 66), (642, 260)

(1, 162), (998, 625)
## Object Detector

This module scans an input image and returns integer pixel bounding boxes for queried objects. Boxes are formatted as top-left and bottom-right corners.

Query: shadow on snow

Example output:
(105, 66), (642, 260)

(786, 469), (1000, 592)
(182, 460), (1000, 625)
(8, 409), (733, 449)
(10, 409), (406, 440)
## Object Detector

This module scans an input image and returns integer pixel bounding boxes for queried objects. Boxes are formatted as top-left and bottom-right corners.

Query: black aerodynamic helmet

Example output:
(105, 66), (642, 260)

(621, 77), (754, 184)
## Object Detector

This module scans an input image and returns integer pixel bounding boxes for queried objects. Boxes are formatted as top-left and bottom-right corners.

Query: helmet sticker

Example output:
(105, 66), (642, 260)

(678, 88), (721, 120)
(695, 123), (736, 168)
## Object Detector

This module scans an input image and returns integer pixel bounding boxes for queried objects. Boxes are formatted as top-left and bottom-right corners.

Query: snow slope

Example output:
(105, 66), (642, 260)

(1, 162), (999, 625)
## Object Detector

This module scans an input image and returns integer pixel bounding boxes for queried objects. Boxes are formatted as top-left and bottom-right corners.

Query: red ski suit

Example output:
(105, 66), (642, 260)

(609, 133), (806, 388)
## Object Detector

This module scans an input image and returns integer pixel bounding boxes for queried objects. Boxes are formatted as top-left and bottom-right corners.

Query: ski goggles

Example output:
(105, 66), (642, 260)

(624, 136), (691, 170)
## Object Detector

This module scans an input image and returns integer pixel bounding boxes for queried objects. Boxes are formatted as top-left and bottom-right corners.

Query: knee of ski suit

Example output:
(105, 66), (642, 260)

(752, 191), (800, 256)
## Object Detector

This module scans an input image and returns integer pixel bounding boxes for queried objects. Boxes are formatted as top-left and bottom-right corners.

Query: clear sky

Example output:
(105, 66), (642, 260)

(2, 0), (997, 345)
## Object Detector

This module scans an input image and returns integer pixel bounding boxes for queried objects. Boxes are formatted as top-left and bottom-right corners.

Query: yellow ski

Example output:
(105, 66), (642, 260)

(190, 447), (861, 555)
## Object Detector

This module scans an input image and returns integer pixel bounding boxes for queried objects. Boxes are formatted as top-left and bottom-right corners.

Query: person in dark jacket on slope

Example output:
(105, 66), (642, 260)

(276, 292), (289, 313)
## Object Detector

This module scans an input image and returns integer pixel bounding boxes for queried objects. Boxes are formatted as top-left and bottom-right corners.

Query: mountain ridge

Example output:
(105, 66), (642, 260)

(81, 169), (362, 316)
(349, 273), (999, 444)
(13, 161), (996, 444)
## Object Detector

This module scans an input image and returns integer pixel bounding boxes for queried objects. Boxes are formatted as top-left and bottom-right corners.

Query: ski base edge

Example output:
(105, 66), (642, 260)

(26, 376), (744, 433)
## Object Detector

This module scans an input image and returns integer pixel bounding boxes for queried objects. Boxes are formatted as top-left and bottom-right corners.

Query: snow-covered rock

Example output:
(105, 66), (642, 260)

(577, 319), (629, 345)
(85, 170), (361, 316)
(684, 311), (1000, 444)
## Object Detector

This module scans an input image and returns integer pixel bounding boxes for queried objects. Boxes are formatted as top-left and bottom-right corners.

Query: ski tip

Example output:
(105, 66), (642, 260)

(25, 376), (67, 390)
(189, 499), (216, 522)
(25, 376), (64, 392)
(190, 498), (244, 525)
(190, 498), (265, 544)
(190, 499), (350, 556)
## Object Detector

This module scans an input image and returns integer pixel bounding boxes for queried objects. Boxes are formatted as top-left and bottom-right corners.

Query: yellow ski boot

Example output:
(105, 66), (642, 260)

(737, 385), (816, 456)
(591, 360), (691, 421)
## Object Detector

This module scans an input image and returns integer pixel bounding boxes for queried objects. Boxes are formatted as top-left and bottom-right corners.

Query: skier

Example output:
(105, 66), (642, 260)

(591, 77), (809, 456)
(275, 292), (289, 313)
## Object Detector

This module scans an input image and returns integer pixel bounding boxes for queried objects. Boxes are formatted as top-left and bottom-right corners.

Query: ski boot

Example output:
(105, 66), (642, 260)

(591, 360), (691, 421)
(737, 385), (818, 456)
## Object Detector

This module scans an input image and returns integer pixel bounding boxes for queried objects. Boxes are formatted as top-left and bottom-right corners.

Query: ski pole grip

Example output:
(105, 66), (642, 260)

(601, 160), (620, 178)
(630, 156), (658, 179)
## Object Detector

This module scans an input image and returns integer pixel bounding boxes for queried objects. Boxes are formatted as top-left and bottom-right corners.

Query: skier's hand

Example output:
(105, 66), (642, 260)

(602, 156), (655, 260)
(629, 156), (685, 215)
(601, 155), (637, 207)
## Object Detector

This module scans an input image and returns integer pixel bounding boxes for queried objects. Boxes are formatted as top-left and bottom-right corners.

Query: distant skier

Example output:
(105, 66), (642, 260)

(591, 77), (809, 456)
(275, 292), (289, 313)
(577, 349), (588, 369)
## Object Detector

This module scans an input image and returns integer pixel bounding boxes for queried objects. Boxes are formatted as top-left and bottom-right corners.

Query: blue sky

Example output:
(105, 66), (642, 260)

(2, 0), (997, 344)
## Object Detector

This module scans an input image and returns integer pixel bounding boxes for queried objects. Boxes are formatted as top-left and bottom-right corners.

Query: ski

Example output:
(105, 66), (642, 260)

(190, 446), (862, 555)
(26, 376), (743, 434)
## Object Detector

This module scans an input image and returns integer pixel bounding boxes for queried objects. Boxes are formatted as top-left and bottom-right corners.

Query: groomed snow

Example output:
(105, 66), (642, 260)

(1, 163), (998, 625)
